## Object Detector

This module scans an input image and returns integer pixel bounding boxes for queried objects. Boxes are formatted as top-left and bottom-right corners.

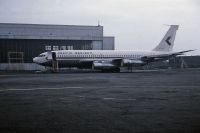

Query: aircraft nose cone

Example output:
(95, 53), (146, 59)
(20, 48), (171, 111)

(33, 57), (37, 63)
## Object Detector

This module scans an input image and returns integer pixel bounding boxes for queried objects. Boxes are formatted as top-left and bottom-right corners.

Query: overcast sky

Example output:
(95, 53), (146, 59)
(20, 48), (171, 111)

(0, 0), (199, 55)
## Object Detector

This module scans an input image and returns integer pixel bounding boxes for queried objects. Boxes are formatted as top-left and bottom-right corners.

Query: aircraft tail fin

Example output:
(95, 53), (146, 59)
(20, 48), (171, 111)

(153, 25), (179, 52)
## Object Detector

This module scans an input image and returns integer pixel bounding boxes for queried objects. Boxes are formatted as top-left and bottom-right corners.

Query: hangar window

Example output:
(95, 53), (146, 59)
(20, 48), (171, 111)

(67, 45), (73, 50)
(45, 46), (51, 51)
(60, 46), (66, 50)
(53, 46), (59, 51)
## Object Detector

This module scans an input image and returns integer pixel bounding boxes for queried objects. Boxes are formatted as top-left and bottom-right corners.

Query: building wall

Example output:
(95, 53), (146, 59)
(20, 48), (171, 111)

(92, 41), (103, 50)
(103, 37), (115, 50)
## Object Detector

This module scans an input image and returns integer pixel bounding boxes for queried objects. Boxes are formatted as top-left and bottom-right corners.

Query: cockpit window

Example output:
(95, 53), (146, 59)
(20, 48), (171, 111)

(38, 54), (45, 57)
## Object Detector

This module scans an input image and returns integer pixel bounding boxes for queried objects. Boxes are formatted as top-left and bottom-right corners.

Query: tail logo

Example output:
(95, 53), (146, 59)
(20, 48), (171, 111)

(165, 36), (172, 46)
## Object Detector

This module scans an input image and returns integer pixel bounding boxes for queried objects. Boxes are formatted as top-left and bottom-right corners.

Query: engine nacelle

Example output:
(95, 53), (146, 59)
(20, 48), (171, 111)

(122, 59), (146, 66)
(92, 60), (115, 69)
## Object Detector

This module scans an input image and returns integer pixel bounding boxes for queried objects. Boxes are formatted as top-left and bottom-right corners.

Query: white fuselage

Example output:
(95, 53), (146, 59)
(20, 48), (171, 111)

(33, 50), (170, 69)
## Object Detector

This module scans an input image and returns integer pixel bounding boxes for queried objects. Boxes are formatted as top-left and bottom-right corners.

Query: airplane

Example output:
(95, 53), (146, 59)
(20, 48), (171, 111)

(33, 25), (194, 72)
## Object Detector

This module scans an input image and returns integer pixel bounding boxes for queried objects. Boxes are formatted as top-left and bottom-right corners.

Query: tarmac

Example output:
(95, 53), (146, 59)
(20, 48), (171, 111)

(0, 69), (200, 133)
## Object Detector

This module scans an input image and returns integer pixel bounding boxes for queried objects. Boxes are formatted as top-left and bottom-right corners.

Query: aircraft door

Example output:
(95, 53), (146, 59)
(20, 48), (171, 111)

(52, 52), (57, 61)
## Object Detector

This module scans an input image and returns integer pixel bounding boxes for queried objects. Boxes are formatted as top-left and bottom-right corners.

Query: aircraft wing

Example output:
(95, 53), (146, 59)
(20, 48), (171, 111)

(79, 58), (122, 68)
(141, 50), (195, 62)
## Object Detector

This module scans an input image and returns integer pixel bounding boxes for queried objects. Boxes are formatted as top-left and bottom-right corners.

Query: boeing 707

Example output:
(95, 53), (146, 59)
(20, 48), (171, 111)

(33, 25), (194, 72)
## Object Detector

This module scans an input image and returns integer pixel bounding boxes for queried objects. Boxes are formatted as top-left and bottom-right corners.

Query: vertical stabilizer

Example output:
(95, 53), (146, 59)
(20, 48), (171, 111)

(153, 25), (179, 52)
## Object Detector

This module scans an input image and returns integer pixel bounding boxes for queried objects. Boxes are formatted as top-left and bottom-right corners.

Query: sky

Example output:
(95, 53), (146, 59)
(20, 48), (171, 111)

(0, 0), (199, 55)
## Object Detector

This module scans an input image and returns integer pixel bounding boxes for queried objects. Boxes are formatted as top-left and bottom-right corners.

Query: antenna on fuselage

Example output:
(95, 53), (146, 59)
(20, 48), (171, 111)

(98, 20), (100, 26)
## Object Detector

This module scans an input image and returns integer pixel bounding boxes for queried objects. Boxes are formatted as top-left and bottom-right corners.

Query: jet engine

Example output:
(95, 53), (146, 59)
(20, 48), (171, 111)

(92, 60), (115, 69)
(122, 59), (146, 67)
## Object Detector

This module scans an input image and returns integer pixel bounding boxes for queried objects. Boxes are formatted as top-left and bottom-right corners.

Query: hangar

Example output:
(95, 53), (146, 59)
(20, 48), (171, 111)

(0, 23), (114, 70)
